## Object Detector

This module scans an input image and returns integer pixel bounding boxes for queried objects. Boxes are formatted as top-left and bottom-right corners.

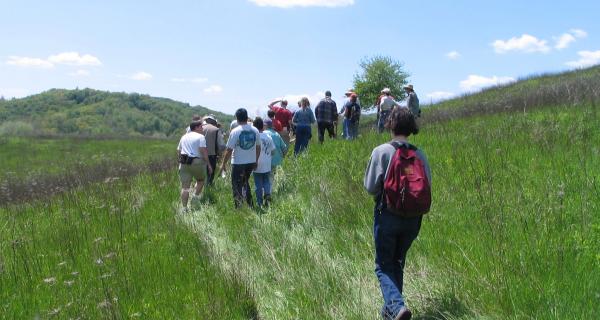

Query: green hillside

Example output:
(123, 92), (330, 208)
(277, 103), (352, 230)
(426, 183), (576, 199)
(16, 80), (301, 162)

(0, 88), (233, 137)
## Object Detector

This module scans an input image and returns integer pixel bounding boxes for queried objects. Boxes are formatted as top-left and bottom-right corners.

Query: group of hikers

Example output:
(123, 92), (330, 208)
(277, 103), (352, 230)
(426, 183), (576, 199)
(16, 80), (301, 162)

(177, 84), (426, 320)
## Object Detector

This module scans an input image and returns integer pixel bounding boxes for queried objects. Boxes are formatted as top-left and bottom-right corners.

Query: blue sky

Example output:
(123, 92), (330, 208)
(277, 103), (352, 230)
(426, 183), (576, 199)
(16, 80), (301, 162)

(1, 0), (599, 115)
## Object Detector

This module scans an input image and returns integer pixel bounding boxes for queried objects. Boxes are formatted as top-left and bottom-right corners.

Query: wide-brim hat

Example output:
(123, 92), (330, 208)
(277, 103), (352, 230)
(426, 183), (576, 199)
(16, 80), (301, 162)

(381, 88), (391, 94)
(404, 84), (414, 91)
(345, 88), (354, 96)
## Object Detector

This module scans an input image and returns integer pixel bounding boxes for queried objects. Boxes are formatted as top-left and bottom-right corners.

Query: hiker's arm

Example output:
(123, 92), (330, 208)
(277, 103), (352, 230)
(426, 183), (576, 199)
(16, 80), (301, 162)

(220, 148), (232, 172)
(254, 144), (261, 170)
(200, 147), (212, 174)
(364, 148), (385, 195)
(268, 99), (282, 109)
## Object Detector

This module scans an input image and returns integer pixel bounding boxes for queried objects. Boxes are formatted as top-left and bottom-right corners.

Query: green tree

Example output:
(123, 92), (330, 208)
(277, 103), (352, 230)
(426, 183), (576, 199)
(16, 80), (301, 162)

(353, 56), (410, 110)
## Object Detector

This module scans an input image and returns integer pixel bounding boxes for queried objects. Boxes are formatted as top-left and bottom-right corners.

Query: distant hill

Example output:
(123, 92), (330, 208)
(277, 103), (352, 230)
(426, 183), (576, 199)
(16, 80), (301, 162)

(0, 88), (233, 138)
(423, 65), (600, 123)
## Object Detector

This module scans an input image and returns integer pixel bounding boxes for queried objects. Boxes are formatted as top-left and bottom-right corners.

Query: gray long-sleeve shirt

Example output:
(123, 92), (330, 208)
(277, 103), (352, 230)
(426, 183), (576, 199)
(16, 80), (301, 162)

(363, 141), (431, 198)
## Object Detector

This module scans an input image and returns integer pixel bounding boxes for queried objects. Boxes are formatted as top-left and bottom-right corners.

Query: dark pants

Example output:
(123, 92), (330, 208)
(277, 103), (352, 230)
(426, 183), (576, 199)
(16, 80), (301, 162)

(317, 121), (336, 143)
(373, 206), (422, 319)
(207, 155), (218, 185)
(378, 110), (390, 133)
(231, 163), (254, 208)
(347, 120), (359, 140)
(294, 125), (311, 155)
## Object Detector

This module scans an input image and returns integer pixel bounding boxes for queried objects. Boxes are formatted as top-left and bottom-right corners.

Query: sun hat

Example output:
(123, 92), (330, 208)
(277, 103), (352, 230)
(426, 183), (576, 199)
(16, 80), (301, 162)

(345, 88), (354, 96)
(404, 84), (414, 91)
(381, 88), (391, 94)
(264, 118), (273, 127)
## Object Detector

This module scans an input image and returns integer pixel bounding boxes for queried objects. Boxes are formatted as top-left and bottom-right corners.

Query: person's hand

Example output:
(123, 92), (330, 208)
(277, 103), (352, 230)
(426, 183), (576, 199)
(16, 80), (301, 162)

(253, 163), (258, 171)
(207, 165), (213, 175)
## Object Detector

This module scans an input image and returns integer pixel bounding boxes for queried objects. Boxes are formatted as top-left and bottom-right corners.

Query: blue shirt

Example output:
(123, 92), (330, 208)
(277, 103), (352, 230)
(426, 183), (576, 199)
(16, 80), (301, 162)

(265, 128), (288, 167)
(292, 107), (316, 126)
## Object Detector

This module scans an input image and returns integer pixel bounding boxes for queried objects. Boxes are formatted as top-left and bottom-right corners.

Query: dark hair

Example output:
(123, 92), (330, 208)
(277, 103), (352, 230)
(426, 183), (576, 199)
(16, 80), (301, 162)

(325, 90), (332, 97)
(189, 120), (203, 131)
(235, 108), (248, 122)
(253, 117), (264, 130)
(192, 114), (201, 121)
(386, 108), (419, 136)
(267, 110), (275, 118)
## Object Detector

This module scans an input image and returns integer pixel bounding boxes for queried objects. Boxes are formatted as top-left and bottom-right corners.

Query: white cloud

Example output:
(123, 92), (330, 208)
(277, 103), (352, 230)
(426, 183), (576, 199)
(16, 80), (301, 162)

(554, 33), (576, 50)
(69, 69), (90, 77)
(48, 52), (102, 66)
(171, 77), (208, 83)
(566, 50), (600, 68)
(570, 29), (588, 38)
(6, 56), (54, 68)
(426, 91), (455, 102)
(446, 51), (461, 60)
(203, 85), (223, 94)
(460, 75), (515, 91)
(131, 72), (153, 81)
(249, 0), (354, 8)
(492, 34), (550, 54)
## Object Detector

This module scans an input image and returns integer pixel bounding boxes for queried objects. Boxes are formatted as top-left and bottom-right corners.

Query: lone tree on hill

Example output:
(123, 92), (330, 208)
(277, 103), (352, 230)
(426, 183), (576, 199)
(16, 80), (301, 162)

(353, 55), (410, 110)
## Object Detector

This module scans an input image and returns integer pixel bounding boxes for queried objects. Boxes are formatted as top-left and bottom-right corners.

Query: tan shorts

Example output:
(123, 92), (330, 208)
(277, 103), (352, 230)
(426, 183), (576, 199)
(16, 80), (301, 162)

(281, 128), (291, 144)
(178, 158), (207, 187)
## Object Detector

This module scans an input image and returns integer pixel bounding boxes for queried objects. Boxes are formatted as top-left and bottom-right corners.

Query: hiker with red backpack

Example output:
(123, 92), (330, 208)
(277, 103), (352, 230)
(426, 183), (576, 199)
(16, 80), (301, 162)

(363, 108), (431, 320)
(343, 93), (361, 140)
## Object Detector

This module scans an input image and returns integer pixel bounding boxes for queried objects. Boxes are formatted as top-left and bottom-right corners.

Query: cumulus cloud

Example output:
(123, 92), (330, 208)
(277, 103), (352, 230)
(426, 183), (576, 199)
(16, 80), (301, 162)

(554, 33), (577, 50)
(6, 56), (54, 68)
(492, 34), (550, 54)
(47, 52), (102, 66)
(446, 51), (461, 60)
(171, 77), (208, 83)
(460, 75), (515, 91)
(566, 50), (600, 68)
(130, 72), (153, 81)
(570, 29), (588, 39)
(204, 85), (223, 94)
(69, 69), (91, 77)
(427, 91), (455, 102)
(249, 0), (354, 8)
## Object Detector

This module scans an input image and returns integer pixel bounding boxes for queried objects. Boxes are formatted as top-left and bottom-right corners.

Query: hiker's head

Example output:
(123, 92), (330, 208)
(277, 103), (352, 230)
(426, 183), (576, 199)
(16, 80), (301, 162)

(192, 114), (201, 121)
(381, 88), (391, 96)
(281, 100), (288, 108)
(189, 120), (203, 132)
(267, 110), (276, 119)
(404, 84), (414, 92)
(325, 90), (332, 98)
(386, 108), (419, 137)
(253, 117), (264, 131)
(235, 108), (248, 122)
(300, 97), (310, 108)
(264, 118), (273, 129)
(350, 93), (358, 102)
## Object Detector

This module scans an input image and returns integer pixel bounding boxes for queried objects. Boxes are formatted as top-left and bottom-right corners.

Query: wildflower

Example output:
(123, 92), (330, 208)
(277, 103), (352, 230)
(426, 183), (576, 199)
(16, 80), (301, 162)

(104, 252), (117, 259)
(97, 299), (111, 309)
(71, 271), (79, 276)
(94, 237), (104, 243)
(43, 277), (57, 285)
(100, 273), (112, 279)
(57, 261), (67, 267)
(64, 280), (75, 287)
(48, 307), (61, 316)
(95, 258), (104, 265)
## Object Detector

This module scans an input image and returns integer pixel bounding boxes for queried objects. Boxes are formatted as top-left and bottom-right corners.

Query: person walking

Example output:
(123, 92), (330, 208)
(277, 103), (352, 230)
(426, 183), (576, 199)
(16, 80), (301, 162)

(377, 88), (403, 133)
(177, 120), (212, 211)
(291, 97), (315, 155)
(404, 85), (421, 118)
(363, 108), (431, 320)
(268, 99), (294, 144)
(314, 91), (338, 144)
(263, 118), (288, 186)
(267, 110), (284, 133)
(340, 89), (354, 138)
(220, 108), (261, 208)
(344, 93), (361, 140)
(202, 115), (225, 185)
(252, 117), (275, 208)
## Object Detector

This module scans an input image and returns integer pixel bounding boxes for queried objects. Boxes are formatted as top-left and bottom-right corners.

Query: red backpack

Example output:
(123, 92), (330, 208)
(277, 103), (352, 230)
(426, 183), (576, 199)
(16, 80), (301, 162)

(383, 142), (431, 217)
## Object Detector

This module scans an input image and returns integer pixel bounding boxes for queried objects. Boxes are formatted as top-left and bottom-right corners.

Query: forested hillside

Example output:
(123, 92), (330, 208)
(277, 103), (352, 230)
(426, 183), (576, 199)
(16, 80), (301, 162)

(0, 88), (232, 138)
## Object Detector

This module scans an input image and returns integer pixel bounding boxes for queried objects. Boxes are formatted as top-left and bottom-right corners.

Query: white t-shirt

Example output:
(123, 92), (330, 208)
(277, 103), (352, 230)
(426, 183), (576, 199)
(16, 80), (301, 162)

(255, 132), (275, 173)
(379, 95), (402, 111)
(226, 124), (260, 165)
(177, 131), (207, 158)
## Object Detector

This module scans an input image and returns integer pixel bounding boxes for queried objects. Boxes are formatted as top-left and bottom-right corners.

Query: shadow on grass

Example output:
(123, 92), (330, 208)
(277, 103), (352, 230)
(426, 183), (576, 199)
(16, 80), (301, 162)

(413, 293), (470, 320)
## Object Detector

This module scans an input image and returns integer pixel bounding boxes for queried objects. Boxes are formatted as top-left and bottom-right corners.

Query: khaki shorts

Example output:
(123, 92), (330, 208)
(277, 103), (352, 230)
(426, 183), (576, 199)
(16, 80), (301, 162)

(281, 128), (290, 144)
(178, 158), (207, 187)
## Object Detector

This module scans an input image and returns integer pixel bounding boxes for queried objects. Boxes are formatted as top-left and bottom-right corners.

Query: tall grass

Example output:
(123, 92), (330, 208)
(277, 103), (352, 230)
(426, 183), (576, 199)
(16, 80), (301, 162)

(0, 172), (256, 319)
(182, 103), (599, 319)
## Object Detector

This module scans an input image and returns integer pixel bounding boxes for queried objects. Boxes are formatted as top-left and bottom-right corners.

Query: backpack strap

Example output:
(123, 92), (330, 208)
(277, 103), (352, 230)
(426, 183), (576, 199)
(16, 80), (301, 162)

(389, 141), (418, 151)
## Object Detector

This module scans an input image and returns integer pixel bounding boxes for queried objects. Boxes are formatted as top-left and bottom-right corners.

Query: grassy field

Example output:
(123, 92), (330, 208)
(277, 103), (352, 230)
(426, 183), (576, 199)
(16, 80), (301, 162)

(0, 172), (256, 319)
(0, 136), (175, 179)
(181, 103), (599, 319)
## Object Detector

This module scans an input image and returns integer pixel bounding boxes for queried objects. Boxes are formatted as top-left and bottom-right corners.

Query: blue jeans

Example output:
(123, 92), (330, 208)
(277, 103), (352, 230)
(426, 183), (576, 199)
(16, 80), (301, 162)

(346, 120), (359, 140)
(378, 110), (390, 133)
(253, 172), (271, 207)
(294, 125), (311, 155)
(342, 118), (349, 138)
(373, 206), (422, 319)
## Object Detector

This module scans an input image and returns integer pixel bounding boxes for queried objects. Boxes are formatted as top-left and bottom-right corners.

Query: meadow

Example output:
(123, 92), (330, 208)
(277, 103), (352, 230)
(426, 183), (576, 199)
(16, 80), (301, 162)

(1, 69), (599, 318)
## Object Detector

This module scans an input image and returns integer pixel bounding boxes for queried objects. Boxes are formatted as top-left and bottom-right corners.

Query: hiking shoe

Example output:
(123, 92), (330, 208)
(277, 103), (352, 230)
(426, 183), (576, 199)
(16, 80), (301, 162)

(393, 307), (412, 320)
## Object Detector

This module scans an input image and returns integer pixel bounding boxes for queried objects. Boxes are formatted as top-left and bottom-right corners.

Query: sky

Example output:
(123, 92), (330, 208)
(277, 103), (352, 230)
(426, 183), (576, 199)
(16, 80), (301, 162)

(1, 0), (599, 115)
